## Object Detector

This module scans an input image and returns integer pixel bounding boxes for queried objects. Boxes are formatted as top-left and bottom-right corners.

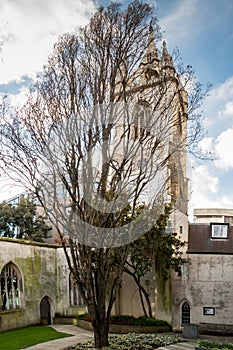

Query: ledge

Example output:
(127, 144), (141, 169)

(54, 318), (171, 334)
(199, 322), (233, 335)
(0, 236), (59, 248)
(0, 308), (25, 315)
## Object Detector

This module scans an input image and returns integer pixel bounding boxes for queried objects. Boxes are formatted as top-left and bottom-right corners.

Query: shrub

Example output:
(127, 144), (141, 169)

(67, 333), (183, 350)
(133, 316), (169, 326)
(197, 340), (233, 350)
(110, 315), (135, 325)
(77, 314), (170, 327)
(76, 313), (92, 322)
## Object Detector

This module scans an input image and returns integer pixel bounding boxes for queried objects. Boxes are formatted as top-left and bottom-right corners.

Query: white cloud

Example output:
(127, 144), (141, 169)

(214, 77), (233, 101)
(197, 128), (233, 171)
(214, 128), (233, 170)
(189, 77), (233, 214)
(0, 0), (95, 84)
(200, 77), (233, 139)
(189, 164), (219, 208)
(160, 0), (198, 45)
(202, 117), (213, 129)
(8, 86), (30, 108)
(218, 101), (233, 118)
(198, 137), (214, 156)
(189, 163), (233, 219)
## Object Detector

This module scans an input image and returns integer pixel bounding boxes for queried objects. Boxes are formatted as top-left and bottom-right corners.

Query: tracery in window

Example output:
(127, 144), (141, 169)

(181, 301), (190, 325)
(133, 100), (151, 142)
(69, 273), (85, 306)
(1, 262), (23, 310)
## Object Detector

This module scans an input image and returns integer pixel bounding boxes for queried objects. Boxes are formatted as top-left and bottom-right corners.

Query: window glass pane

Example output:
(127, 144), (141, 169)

(211, 224), (228, 238)
(181, 302), (190, 325)
(0, 263), (22, 310)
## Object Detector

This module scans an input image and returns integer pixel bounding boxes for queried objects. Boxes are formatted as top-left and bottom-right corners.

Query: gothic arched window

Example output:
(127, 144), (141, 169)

(133, 99), (151, 142)
(1, 262), (23, 310)
(69, 273), (84, 306)
(181, 301), (190, 325)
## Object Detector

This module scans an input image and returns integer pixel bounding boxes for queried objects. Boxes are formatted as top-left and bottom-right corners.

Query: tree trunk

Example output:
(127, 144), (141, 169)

(124, 266), (153, 318)
(139, 284), (153, 318)
(138, 285), (148, 317)
(92, 318), (109, 348)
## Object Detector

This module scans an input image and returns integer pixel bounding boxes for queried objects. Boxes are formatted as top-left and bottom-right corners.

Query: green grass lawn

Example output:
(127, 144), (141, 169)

(0, 326), (72, 350)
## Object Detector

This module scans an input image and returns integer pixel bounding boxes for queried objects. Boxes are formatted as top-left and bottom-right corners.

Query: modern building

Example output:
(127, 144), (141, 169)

(194, 208), (233, 225)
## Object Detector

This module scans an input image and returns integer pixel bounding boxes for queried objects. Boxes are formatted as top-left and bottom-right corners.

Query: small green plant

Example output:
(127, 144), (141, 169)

(197, 340), (233, 350)
(67, 333), (183, 349)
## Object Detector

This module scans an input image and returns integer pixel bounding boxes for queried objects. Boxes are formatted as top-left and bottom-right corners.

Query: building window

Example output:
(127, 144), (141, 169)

(147, 53), (152, 63)
(133, 100), (151, 142)
(69, 273), (84, 306)
(1, 263), (23, 310)
(224, 216), (233, 224)
(210, 223), (229, 239)
(181, 301), (190, 325)
(181, 261), (189, 278)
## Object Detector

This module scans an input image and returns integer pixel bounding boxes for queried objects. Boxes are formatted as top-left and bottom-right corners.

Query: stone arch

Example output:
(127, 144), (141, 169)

(0, 261), (24, 310)
(40, 296), (52, 325)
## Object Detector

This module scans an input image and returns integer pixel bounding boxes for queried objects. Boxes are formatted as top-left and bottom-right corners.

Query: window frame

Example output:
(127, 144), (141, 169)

(1, 262), (23, 311)
(181, 301), (190, 325)
(210, 223), (229, 239)
(203, 307), (215, 316)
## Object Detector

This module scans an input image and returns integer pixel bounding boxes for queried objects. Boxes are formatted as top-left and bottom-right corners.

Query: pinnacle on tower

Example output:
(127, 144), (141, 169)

(140, 21), (159, 66)
(161, 40), (174, 69)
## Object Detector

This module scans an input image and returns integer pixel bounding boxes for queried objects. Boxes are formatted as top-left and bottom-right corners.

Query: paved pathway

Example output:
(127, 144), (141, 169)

(158, 342), (195, 350)
(22, 325), (197, 350)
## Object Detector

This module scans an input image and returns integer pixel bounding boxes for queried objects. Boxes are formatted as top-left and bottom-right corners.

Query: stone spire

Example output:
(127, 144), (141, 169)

(161, 40), (174, 70)
(140, 21), (159, 66)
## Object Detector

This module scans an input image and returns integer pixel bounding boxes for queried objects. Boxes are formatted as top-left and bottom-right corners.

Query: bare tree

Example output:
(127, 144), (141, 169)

(0, 1), (209, 347)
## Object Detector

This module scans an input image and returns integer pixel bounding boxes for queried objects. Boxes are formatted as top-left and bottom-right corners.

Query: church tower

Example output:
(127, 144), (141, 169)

(117, 24), (189, 323)
(125, 24), (189, 241)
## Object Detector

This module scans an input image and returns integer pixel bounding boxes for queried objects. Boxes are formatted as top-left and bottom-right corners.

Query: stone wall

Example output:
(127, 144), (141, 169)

(0, 238), (88, 332)
(119, 270), (172, 323)
(172, 253), (233, 331)
(0, 238), (58, 332)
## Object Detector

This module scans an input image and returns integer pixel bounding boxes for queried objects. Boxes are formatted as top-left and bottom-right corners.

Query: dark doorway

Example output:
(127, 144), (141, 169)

(40, 296), (51, 325)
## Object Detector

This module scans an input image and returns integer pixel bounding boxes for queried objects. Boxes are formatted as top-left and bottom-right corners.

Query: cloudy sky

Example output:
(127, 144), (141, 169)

(1, 0), (233, 219)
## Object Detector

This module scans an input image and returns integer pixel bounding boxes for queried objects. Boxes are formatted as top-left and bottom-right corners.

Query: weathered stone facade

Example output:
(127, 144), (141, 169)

(0, 236), (172, 332)
(0, 237), (84, 332)
(117, 271), (172, 323)
(173, 253), (233, 330)
(2, 222), (233, 333)
(172, 222), (233, 332)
